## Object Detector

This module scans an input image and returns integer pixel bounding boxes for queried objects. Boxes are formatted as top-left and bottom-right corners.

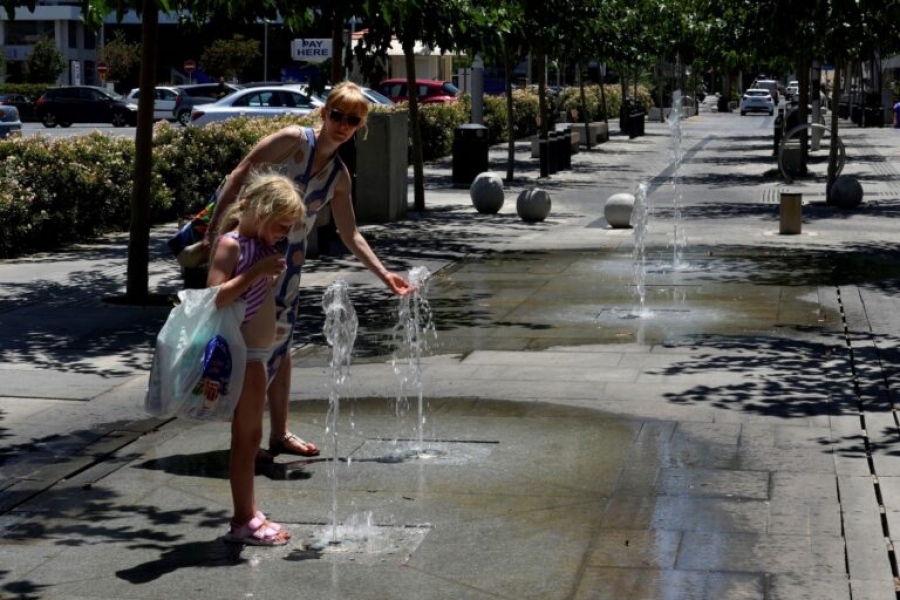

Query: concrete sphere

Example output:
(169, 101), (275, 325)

(831, 175), (864, 209)
(470, 172), (505, 214)
(516, 188), (552, 222)
(604, 193), (636, 228)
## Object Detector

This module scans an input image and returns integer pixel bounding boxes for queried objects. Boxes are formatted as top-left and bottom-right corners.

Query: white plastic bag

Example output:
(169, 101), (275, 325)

(145, 286), (247, 421)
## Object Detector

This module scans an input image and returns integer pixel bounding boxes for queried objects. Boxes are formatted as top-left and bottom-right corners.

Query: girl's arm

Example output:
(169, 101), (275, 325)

(203, 126), (305, 247)
(207, 236), (286, 308)
(330, 169), (412, 296)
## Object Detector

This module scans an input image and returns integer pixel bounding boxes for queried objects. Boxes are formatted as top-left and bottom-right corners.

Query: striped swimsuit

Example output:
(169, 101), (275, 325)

(222, 231), (280, 324)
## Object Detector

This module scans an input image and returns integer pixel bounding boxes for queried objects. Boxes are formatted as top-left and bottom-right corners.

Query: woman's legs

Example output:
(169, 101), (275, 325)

(265, 353), (319, 456)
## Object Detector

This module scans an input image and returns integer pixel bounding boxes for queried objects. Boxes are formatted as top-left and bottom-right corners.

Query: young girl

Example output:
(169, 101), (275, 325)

(207, 172), (305, 546)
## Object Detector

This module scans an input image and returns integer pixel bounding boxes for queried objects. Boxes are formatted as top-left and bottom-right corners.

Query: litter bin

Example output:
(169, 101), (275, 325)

(452, 123), (489, 187)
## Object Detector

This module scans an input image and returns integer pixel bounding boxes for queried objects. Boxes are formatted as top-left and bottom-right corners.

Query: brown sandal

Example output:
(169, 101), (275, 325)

(268, 432), (320, 457)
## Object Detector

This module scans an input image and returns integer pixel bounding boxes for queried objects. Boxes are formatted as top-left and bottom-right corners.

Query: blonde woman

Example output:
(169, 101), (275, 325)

(205, 82), (412, 463)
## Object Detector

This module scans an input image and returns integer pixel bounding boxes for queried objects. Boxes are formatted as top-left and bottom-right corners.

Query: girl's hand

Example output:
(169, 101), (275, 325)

(252, 255), (287, 281)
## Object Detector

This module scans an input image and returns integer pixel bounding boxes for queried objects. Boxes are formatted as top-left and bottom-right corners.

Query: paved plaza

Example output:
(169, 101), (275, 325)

(3, 110), (900, 599)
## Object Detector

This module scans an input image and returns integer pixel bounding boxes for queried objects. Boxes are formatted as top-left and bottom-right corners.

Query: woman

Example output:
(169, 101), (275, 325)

(204, 81), (412, 461)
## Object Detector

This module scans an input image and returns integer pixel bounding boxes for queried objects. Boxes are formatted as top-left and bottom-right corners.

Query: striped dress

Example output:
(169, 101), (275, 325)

(222, 231), (279, 324)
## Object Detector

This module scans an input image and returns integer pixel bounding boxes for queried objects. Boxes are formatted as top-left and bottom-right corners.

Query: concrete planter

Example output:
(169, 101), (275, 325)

(354, 111), (409, 224)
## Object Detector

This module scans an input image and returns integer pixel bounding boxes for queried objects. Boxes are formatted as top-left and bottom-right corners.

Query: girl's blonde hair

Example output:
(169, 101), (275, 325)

(220, 171), (305, 234)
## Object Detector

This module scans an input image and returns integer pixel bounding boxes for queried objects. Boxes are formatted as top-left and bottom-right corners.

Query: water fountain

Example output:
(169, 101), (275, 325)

(390, 266), (440, 460)
(321, 278), (358, 545)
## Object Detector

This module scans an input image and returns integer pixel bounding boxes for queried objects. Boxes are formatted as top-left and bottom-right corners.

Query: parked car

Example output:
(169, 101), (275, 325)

(750, 78), (779, 103)
(126, 86), (180, 121)
(376, 79), (459, 104)
(785, 81), (799, 102)
(0, 93), (35, 121)
(0, 105), (22, 138)
(740, 88), (775, 116)
(190, 85), (324, 126)
(172, 81), (243, 126)
(34, 85), (138, 128)
(321, 85), (395, 107)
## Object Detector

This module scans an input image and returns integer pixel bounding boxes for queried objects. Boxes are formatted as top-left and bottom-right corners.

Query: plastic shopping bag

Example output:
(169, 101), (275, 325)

(145, 286), (247, 422)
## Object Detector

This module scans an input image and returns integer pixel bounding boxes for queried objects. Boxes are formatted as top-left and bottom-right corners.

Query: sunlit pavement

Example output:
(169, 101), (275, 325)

(3, 112), (900, 599)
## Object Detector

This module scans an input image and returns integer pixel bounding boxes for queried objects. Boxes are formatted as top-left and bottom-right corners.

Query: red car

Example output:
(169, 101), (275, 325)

(376, 79), (460, 104)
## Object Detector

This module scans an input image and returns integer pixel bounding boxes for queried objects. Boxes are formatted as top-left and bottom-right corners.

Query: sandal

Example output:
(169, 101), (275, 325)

(268, 432), (320, 457)
(224, 512), (290, 546)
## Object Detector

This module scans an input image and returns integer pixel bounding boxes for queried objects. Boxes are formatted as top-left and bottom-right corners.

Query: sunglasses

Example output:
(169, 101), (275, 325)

(328, 109), (363, 127)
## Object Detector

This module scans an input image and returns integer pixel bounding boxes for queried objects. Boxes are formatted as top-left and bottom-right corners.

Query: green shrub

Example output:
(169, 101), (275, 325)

(0, 96), (547, 259)
(414, 102), (468, 161)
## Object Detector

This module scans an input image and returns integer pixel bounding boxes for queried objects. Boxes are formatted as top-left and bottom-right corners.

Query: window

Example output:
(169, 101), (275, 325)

(68, 22), (77, 49)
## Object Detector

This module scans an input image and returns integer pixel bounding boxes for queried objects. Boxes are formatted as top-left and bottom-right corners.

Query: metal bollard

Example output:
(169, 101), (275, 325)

(779, 192), (802, 234)
(539, 135), (549, 178)
(547, 132), (558, 174)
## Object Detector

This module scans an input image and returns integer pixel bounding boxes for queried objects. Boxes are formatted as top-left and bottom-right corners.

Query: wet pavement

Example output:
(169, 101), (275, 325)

(4, 112), (900, 599)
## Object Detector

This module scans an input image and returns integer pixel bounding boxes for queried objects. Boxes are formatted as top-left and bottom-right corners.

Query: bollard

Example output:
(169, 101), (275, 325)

(779, 192), (802, 234)
(539, 135), (549, 178)
(547, 132), (559, 175)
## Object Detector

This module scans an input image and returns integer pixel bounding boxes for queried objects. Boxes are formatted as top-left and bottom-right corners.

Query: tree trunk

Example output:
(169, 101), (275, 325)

(331, 4), (344, 84)
(578, 62), (591, 150)
(504, 44), (515, 182)
(538, 52), (548, 139)
(826, 54), (842, 204)
(403, 39), (425, 211)
(125, 0), (158, 302)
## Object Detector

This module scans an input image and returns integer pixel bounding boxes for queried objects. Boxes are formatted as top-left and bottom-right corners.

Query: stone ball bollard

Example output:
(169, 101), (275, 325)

(470, 172), (505, 214)
(604, 193), (636, 228)
(516, 188), (552, 222)
(830, 175), (864, 209)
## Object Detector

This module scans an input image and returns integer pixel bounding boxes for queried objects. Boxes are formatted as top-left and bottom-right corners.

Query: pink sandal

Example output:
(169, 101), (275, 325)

(224, 512), (290, 546)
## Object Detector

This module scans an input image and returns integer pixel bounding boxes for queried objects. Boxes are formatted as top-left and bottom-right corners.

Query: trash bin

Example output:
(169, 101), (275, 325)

(629, 111), (645, 138)
(894, 102), (900, 129)
(452, 123), (489, 187)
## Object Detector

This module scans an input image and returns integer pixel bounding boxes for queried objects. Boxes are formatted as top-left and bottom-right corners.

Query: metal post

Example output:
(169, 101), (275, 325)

(263, 20), (268, 81)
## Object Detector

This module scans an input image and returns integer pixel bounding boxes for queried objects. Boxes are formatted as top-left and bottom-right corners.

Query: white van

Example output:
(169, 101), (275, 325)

(751, 79), (779, 103)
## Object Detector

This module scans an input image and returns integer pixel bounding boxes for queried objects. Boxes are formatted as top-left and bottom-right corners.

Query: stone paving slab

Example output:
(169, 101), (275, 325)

(4, 114), (900, 599)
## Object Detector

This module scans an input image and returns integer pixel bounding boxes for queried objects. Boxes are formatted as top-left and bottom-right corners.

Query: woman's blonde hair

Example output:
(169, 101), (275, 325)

(219, 171), (305, 234)
(325, 81), (370, 119)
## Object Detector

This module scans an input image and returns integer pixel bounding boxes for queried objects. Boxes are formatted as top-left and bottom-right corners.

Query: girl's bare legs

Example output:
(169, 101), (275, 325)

(231, 361), (267, 525)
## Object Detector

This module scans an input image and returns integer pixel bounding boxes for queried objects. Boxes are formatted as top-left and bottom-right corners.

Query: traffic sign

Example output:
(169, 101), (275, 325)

(96, 61), (109, 75)
(183, 59), (196, 74)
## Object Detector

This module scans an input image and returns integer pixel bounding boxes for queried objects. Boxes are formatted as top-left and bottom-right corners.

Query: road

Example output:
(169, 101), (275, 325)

(20, 121), (141, 140)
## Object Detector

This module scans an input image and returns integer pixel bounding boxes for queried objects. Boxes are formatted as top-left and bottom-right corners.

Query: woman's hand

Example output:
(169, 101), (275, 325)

(384, 272), (414, 296)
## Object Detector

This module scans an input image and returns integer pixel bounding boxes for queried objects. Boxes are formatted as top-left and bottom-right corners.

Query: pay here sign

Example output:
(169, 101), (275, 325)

(291, 39), (332, 63)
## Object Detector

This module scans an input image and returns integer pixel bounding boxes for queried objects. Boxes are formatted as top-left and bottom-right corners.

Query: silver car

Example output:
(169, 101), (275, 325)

(126, 86), (180, 121)
(0, 105), (22, 138)
(190, 85), (324, 126)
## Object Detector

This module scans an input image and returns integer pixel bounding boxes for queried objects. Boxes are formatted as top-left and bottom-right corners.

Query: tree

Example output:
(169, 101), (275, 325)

(23, 37), (66, 83)
(200, 35), (260, 80)
(354, 0), (464, 212)
(97, 29), (141, 84)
